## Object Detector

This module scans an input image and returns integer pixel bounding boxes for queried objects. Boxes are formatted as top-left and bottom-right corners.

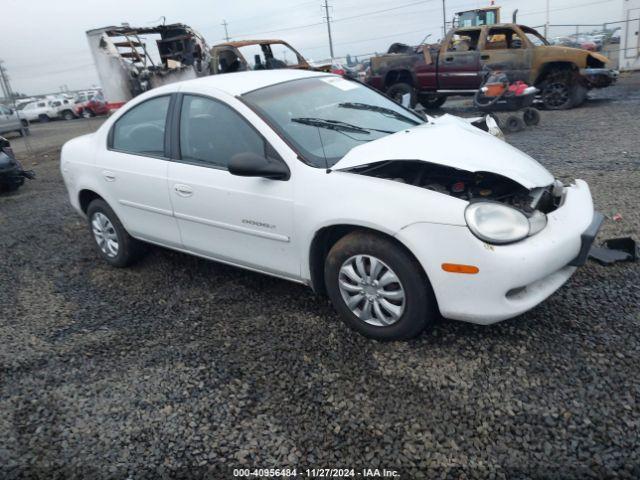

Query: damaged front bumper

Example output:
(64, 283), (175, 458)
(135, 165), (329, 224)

(396, 180), (597, 325)
(580, 68), (618, 88)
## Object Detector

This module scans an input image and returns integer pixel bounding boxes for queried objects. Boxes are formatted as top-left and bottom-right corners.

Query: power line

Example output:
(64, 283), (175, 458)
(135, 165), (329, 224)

(228, 0), (436, 39)
(332, 0), (435, 23)
(230, 21), (324, 38)
(519, 0), (617, 17)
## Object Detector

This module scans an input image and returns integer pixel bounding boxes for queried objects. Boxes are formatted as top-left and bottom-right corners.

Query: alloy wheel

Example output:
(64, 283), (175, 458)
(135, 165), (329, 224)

(543, 82), (569, 108)
(338, 254), (406, 327)
(91, 212), (119, 258)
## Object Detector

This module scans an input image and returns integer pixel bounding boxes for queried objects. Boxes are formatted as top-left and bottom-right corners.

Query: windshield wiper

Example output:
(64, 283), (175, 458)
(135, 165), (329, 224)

(338, 102), (420, 126)
(291, 117), (394, 134)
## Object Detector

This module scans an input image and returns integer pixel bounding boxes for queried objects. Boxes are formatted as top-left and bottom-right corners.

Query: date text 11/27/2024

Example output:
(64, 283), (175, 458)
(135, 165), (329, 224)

(233, 468), (400, 478)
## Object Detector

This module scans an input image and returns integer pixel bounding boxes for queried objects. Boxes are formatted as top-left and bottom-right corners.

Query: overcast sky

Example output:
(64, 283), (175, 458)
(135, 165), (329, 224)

(0, 0), (623, 95)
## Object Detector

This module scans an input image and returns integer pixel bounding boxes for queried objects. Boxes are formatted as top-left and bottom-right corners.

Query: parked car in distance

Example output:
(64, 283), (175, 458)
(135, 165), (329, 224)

(17, 99), (59, 122)
(50, 98), (78, 120)
(366, 23), (618, 110)
(74, 93), (109, 118)
(0, 104), (29, 136)
(60, 70), (600, 340)
(210, 39), (328, 74)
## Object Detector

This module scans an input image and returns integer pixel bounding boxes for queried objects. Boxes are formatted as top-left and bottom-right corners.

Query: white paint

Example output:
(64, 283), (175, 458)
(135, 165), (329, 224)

(60, 70), (597, 326)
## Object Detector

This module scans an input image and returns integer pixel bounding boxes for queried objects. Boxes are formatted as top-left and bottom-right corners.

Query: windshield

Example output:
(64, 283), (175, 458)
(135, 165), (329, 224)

(242, 76), (424, 167)
(520, 26), (549, 46)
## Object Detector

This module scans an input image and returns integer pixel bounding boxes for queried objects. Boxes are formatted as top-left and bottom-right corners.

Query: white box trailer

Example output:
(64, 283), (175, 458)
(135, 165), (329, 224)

(86, 23), (212, 110)
(620, 0), (640, 70)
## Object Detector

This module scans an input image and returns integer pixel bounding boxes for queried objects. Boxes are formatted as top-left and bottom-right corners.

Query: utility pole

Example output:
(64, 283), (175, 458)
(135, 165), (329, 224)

(544, 0), (550, 38)
(323, 0), (335, 60)
(0, 60), (14, 104)
(221, 19), (230, 41)
(441, 0), (447, 39)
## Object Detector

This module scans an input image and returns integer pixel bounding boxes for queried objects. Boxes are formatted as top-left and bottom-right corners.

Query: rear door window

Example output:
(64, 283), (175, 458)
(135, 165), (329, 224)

(111, 96), (170, 156)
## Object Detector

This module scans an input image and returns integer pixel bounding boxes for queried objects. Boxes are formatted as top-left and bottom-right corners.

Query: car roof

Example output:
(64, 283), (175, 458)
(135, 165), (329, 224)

(175, 69), (330, 96)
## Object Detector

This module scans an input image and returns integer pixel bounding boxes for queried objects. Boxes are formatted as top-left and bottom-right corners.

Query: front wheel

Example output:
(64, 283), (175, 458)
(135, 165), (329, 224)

(539, 70), (577, 110)
(419, 94), (447, 109)
(82, 109), (95, 118)
(386, 82), (417, 108)
(325, 231), (437, 340)
(86, 199), (145, 267)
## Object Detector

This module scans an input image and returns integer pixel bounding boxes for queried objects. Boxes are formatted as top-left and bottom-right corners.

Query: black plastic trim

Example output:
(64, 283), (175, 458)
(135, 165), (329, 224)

(568, 211), (604, 267)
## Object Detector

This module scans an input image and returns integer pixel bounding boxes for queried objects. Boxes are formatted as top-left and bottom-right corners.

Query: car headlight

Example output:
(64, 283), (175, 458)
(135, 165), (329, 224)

(465, 202), (546, 244)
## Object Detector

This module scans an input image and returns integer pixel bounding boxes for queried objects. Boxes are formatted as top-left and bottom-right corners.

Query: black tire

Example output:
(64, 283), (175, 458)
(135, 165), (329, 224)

(86, 199), (144, 267)
(324, 231), (437, 341)
(539, 70), (577, 110)
(82, 109), (95, 119)
(61, 110), (75, 120)
(386, 82), (417, 108)
(505, 115), (525, 133)
(20, 119), (29, 127)
(38, 114), (50, 123)
(523, 107), (540, 126)
(418, 94), (447, 110)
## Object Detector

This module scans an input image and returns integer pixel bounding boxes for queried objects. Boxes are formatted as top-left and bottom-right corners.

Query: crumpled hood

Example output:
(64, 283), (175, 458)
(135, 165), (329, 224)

(332, 114), (554, 189)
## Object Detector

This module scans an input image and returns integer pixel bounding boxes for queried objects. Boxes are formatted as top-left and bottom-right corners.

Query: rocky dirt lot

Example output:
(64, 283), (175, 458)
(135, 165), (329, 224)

(1, 75), (639, 479)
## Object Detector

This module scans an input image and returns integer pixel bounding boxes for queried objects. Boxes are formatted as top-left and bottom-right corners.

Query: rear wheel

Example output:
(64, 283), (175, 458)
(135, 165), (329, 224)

(86, 199), (144, 267)
(61, 110), (75, 120)
(418, 94), (447, 109)
(386, 82), (417, 108)
(38, 114), (50, 123)
(325, 231), (436, 340)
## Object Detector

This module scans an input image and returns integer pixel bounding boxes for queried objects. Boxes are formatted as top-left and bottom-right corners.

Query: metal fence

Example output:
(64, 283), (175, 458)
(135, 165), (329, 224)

(532, 17), (640, 70)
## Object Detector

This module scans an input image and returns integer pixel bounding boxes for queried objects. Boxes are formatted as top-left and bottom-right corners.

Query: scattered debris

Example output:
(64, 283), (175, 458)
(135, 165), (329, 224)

(612, 213), (623, 222)
(589, 237), (638, 265)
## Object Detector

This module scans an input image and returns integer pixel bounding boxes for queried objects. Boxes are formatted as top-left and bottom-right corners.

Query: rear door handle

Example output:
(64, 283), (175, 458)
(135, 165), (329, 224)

(481, 54), (490, 60)
(174, 184), (193, 197)
(102, 170), (116, 182)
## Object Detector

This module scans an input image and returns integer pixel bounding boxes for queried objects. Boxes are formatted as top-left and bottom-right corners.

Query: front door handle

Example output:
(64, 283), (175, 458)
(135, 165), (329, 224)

(102, 170), (116, 182)
(174, 184), (193, 197)
(481, 54), (490, 60)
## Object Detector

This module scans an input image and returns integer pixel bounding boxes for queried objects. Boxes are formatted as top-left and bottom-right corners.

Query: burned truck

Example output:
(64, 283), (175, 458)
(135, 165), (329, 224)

(86, 23), (212, 109)
(366, 23), (617, 110)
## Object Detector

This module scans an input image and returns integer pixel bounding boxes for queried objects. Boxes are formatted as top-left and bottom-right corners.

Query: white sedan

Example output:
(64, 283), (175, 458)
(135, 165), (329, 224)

(60, 70), (601, 340)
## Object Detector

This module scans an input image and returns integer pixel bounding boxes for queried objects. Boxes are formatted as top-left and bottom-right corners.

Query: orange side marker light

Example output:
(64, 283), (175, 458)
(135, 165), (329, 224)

(441, 263), (479, 274)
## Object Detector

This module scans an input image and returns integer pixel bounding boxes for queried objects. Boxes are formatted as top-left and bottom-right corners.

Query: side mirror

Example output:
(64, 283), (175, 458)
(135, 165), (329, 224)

(0, 136), (10, 149)
(228, 152), (290, 180)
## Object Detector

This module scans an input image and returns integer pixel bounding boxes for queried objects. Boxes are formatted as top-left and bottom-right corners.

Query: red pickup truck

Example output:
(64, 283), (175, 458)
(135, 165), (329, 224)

(365, 23), (617, 110)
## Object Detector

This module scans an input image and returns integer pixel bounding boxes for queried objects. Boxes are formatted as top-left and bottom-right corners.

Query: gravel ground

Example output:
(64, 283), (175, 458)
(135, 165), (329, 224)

(1, 75), (639, 479)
